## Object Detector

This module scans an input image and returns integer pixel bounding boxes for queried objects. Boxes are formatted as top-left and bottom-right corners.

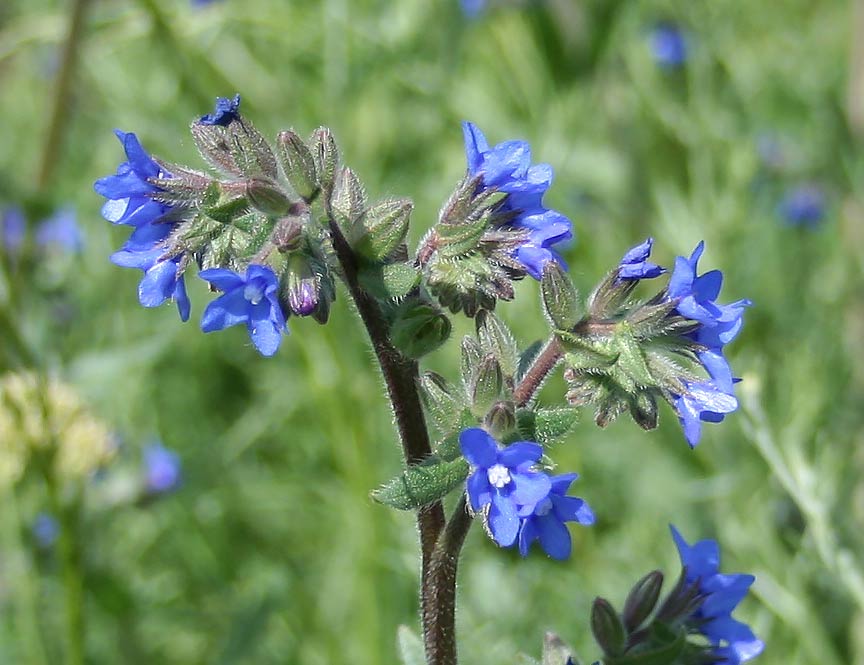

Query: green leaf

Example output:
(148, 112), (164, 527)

(356, 198), (413, 262)
(358, 263), (420, 300)
(541, 262), (582, 330)
(370, 457), (469, 510)
(396, 625), (425, 665)
(476, 309), (519, 378)
(419, 372), (465, 434)
(533, 407), (579, 445)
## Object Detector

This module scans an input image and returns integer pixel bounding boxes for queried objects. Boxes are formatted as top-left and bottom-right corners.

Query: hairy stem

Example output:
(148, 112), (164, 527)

(423, 496), (471, 665)
(37, 0), (92, 189)
(513, 335), (563, 407)
(422, 333), (565, 664)
(325, 218), (449, 657)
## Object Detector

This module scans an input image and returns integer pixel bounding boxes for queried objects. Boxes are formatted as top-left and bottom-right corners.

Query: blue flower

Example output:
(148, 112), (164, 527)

(460, 0), (486, 18)
(199, 264), (287, 357)
(198, 94), (241, 126)
(462, 121), (573, 280)
(617, 237), (665, 280)
(95, 131), (190, 321)
(460, 427), (552, 547)
(1, 205), (26, 256)
(517, 472), (594, 560)
(32, 513), (59, 549)
(650, 23), (688, 68)
(144, 442), (182, 494)
(36, 207), (83, 254)
(778, 184), (825, 227)
(666, 242), (751, 446)
(671, 526), (764, 665)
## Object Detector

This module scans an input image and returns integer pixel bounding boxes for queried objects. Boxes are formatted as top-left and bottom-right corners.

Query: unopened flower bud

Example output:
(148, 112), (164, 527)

(483, 400), (516, 439)
(276, 130), (319, 200)
(391, 299), (452, 359)
(590, 597), (626, 657)
(541, 262), (582, 330)
(622, 570), (664, 632)
(246, 178), (293, 216)
(272, 215), (305, 252)
(470, 354), (504, 417)
(284, 255), (319, 316)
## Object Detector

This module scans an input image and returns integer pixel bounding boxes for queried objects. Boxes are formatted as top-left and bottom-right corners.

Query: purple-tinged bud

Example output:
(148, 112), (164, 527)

(483, 400), (516, 439)
(272, 214), (305, 252)
(284, 255), (319, 316)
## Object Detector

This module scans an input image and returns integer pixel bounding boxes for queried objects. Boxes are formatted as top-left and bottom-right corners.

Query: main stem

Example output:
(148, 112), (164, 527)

(325, 219), (446, 624)
(421, 333), (564, 665)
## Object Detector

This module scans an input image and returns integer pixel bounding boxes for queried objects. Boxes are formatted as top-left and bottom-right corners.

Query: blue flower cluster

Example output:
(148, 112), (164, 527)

(671, 526), (764, 664)
(96, 99), (290, 357)
(778, 184), (826, 228)
(462, 122), (573, 280)
(95, 130), (191, 321)
(460, 428), (594, 559)
(667, 242), (751, 447)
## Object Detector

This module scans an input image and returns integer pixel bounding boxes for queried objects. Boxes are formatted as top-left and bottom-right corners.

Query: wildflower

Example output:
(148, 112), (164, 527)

(36, 207), (83, 254)
(198, 94), (241, 126)
(32, 513), (59, 549)
(462, 121), (573, 280)
(1, 206), (26, 256)
(650, 23), (688, 68)
(778, 184), (825, 227)
(671, 526), (764, 664)
(199, 264), (287, 356)
(517, 472), (594, 560)
(144, 442), (181, 494)
(460, 0), (486, 18)
(666, 242), (750, 446)
(460, 427), (551, 547)
(617, 237), (665, 281)
(95, 131), (190, 320)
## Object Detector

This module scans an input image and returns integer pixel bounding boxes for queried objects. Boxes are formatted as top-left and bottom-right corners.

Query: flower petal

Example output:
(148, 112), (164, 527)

(459, 428), (498, 468)
(488, 492), (519, 547)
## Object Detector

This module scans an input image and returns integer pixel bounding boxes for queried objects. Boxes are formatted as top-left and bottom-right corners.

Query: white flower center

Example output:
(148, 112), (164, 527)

(486, 464), (511, 489)
(244, 280), (265, 305)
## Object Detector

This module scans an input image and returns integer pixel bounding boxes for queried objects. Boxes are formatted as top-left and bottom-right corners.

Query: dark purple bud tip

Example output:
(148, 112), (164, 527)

(198, 94), (242, 126)
(289, 280), (318, 316)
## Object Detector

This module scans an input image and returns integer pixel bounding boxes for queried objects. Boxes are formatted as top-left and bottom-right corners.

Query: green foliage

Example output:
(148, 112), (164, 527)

(370, 457), (469, 511)
(1, 1), (863, 664)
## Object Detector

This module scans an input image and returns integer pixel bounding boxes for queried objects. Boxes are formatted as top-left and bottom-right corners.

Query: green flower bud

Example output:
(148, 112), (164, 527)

(541, 262), (582, 331)
(245, 178), (293, 216)
(590, 597), (627, 658)
(391, 299), (452, 359)
(276, 129), (319, 200)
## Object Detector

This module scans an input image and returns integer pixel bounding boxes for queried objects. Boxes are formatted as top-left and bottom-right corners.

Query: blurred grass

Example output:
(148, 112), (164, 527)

(1, 0), (864, 663)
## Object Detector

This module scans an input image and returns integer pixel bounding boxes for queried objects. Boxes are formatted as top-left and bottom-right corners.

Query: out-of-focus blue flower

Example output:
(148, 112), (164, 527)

(617, 237), (665, 281)
(462, 121), (573, 280)
(1, 206), (26, 256)
(36, 207), (83, 254)
(671, 526), (764, 665)
(198, 94), (241, 126)
(517, 472), (594, 560)
(199, 264), (287, 357)
(666, 242), (751, 447)
(32, 513), (59, 549)
(778, 184), (826, 228)
(460, 427), (551, 547)
(755, 134), (785, 170)
(650, 23), (688, 68)
(95, 131), (190, 321)
(144, 442), (182, 494)
(460, 0), (486, 18)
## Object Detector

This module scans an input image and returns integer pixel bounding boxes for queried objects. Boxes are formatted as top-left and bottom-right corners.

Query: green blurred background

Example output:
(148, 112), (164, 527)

(2, 0), (864, 663)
